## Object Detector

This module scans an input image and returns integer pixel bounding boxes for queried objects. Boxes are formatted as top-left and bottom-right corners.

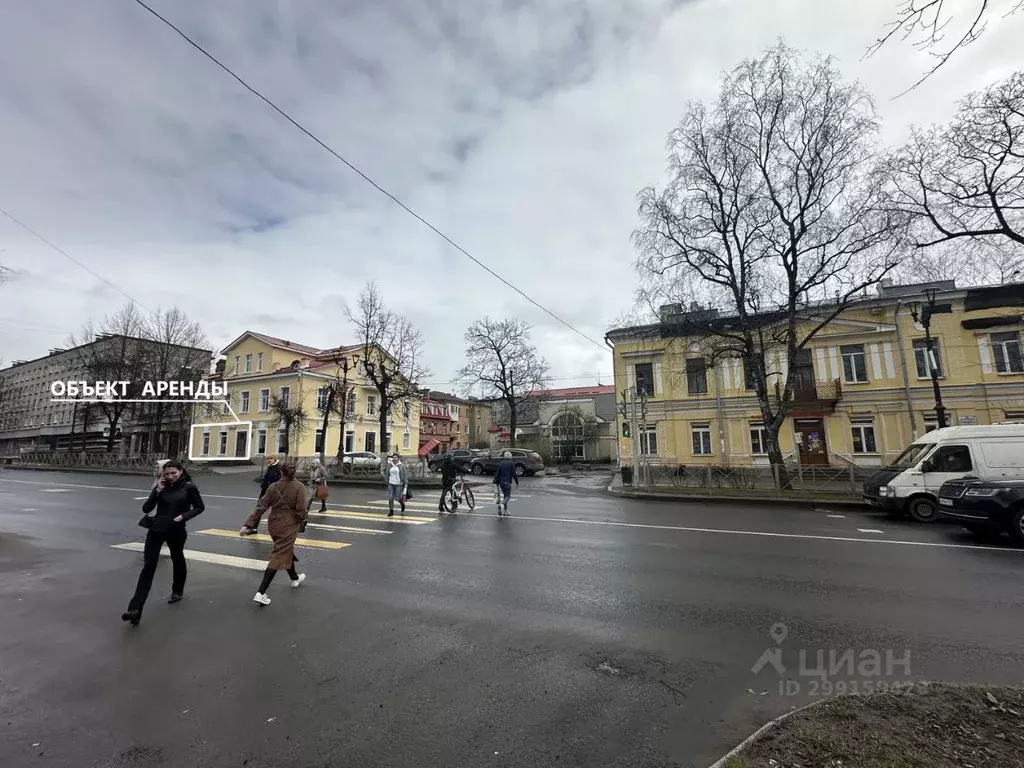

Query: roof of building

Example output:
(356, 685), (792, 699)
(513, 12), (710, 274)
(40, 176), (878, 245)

(220, 331), (362, 359)
(533, 385), (616, 398)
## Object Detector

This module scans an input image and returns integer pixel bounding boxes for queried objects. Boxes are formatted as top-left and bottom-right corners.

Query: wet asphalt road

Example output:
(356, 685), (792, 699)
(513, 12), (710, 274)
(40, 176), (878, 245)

(1, 468), (1024, 768)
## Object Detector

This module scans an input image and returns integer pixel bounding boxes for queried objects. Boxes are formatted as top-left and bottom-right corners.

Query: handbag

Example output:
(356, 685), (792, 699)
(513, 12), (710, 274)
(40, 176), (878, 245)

(314, 484), (329, 501)
(138, 514), (153, 529)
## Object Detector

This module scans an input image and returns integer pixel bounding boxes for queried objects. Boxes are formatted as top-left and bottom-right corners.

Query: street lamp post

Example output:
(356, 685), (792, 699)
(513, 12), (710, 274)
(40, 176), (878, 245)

(910, 289), (949, 429)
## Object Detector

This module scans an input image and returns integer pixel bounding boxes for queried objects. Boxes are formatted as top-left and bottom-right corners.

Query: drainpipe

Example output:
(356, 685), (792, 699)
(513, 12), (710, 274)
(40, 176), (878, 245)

(714, 362), (728, 465)
(893, 300), (918, 440)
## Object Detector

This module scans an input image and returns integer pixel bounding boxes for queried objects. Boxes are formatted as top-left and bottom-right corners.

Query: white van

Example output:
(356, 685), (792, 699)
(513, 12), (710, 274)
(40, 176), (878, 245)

(862, 424), (1024, 522)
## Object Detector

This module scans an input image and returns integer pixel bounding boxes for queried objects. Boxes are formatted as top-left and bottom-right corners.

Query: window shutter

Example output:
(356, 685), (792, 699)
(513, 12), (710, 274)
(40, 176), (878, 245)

(654, 361), (663, 395)
(978, 337), (993, 374)
(626, 364), (635, 391)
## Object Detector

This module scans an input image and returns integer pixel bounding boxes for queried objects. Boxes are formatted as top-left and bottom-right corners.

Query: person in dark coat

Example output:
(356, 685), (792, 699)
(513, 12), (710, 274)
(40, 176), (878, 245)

(242, 462), (308, 606)
(259, 456), (282, 498)
(122, 460), (205, 626)
(438, 453), (461, 513)
(493, 451), (519, 517)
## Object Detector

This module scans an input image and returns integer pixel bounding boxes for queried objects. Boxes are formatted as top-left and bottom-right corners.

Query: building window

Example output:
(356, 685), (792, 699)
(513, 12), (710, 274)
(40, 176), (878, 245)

(222, 395), (231, 415)
(743, 359), (757, 391)
(233, 356), (240, 375)
(257, 352), (263, 372)
(367, 395), (377, 416)
(257, 429), (267, 454)
(402, 432), (411, 450)
(635, 363), (654, 396)
(385, 432), (392, 453)
(749, 423), (767, 454)
(317, 387), (331, 412)
(345, 431), (355, 453)
(686, 358), (708, 395)
(277, 429), (288, 454)
(691, 422), (713, 455)
(314, 429), (325, 454)
(992, 331), (1024, 374)
(403, 401), (411, 419)
(279, 387), (290, 407)
(244, 354), (252, 373)
(204, 403), (213, 417)
(365, 432), (376, 453)
(259, 389), (270, 412)
(346, 391), (357, 415)
(851, 421), (877, 454)
(841, 344), (869, 384)
(449, 404), (460, 419)
(639, 425), (658, 456)
(912, 340), (943, 379)
(219, 430), (228, 455)
(240, 391), (250, 413)
(201, 432), (210, 456)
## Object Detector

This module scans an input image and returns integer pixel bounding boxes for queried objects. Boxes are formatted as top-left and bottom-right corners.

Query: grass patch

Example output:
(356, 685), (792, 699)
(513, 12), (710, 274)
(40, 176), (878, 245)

(726, 684), (1024, 768)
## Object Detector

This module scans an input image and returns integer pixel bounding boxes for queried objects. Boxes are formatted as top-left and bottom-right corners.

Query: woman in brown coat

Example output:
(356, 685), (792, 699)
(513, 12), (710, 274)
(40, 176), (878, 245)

(240, 462), (308, 605)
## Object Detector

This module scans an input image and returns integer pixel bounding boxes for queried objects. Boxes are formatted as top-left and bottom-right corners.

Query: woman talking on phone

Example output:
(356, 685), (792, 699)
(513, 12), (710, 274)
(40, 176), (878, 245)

(122, 460), (206, 626)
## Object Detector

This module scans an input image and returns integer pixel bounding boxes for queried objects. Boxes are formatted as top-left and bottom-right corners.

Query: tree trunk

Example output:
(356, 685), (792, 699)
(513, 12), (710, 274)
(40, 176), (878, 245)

(319, 390), (333, 465)
(764, 423), (792, 491)
(105, 414), (121, 453)
(508, 398), (518, 448)
(378, 396), (389, 456)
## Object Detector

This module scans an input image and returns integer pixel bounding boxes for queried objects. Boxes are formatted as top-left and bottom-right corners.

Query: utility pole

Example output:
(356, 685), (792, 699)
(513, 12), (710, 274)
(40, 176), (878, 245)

(910, 289), (950, 429)
(638, 389), (650, 487)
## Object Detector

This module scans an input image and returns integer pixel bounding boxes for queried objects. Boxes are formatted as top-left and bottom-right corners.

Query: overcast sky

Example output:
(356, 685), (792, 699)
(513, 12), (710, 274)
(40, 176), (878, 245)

(1, 0), (1020, 393)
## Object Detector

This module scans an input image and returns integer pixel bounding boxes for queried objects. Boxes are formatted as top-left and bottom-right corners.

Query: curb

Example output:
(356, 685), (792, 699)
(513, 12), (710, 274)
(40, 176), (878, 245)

(604, 480), (866, 510)
(1, 465), (155, 477)
(707, 696), (832, 768)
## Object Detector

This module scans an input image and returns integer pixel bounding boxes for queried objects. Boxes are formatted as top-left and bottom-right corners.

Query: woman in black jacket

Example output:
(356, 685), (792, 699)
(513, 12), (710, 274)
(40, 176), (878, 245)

(122, 460), (205, 626)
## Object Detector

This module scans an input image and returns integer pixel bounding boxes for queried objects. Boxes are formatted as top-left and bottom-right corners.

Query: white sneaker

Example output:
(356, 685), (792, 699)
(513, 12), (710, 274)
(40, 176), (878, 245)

(253, 592), (271, 605)
(291, 573), (306, 588)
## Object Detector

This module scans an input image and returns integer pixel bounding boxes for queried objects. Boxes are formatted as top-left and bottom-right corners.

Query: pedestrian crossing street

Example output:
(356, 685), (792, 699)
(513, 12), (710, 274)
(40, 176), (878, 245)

(110, 498), (449, 572)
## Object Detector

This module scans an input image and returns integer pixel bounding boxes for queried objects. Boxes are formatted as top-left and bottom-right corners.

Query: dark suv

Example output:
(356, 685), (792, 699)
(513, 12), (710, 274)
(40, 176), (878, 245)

(427, 449), (484, 473)
(468, 449), (544, 477)
(937, 477), (1024, 544)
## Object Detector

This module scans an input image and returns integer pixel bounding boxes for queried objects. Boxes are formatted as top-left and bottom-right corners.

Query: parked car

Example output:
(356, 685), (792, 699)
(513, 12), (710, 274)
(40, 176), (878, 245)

(861, 424), (1024, 523)
(340, 451), (382, 469)
(427, 449), (485, 472)
(468, 449), (544, 477)
(937, 477), (1024, 544)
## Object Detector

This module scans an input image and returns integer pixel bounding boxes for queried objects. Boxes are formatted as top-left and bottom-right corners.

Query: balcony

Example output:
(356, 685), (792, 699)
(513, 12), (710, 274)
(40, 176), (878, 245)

(776, 378), (842, 412)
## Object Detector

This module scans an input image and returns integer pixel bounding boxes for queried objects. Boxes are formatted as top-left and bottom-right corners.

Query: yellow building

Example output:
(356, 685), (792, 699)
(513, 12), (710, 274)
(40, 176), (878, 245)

(606, 281), (1024, 468)
(189, 331), (420, 461)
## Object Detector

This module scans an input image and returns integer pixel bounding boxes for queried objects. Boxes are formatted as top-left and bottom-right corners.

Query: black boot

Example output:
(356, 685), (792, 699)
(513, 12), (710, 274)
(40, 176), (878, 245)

(121, 609), (141, 626)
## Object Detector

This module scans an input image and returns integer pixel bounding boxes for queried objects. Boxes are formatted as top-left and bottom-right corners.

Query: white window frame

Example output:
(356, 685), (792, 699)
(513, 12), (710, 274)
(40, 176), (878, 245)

(912, 339), (943, 379)
(201, 432), (211, 456)
(749, 423), (768, 455)
(277, 429), (288, 453)
(992, 331), (1024, 374)
(317, 386), (330, 412)
(218, 430), (228, 455)
(244, 354), (252, 373)
(240, 391), (250, 413)
(257, 429), (267, 454)
(314, 428), (325, 454)
(402, 432), (411, 450)
(257, 352), (264, 372)
(346, 391), (358, 415)
(233, 356), (240, 375)
(259, 389), (270, 412)
(279, 386), (290, 407)
(851, 420), (878, 454)
(366, 395), (377, 416)
(345, 431), (355, 453)
(841, 344), (869, 384)
(639, 425), (658, 456)
(691, 423), (713, 455)
(449, 404), (460, 419)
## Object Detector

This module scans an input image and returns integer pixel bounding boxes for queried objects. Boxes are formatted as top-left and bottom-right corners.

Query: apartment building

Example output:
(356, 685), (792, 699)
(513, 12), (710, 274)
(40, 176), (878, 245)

(419, 390), (486, 449)
(418, 398), (453, 455)
(0, 336), (210, 456)
(189, 331), (420, 460)
(606, 281), (1024, 468)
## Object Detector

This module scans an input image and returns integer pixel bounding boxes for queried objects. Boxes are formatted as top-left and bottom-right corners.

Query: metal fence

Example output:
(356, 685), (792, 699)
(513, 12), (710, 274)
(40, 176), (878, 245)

(10, 452), (184, 471)
(288, 455), (434, 480)
(632, 461), (863, 495)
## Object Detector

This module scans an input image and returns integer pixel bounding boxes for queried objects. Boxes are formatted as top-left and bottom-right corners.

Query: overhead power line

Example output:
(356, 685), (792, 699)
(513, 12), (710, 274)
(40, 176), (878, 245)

(129, 0), (608, 352)
(0, 207), (155, 315)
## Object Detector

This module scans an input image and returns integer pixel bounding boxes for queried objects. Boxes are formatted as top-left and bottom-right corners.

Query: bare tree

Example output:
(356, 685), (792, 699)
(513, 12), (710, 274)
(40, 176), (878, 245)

(313, 355), (356, 464)
(456, 318), (551, 449)
(345, 283), (429, 455)
(893, 239), (1023, 284)
(270, 393), (308, 458)
(867, 0), (1023, 94)
(69, 303), (150, 452)
(882, 72), (1024, 256)
(633, 42), (901, 486)
(140, 307), (210, 455)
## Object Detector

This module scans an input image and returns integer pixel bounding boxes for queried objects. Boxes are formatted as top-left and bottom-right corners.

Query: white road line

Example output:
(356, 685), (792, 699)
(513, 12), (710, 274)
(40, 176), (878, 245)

(111, 542), (266, 570)
(858, 528), (885, 534)
(496, 514), (1024, 553)
(260, 520), (391, 535)
(41, 488), (73, 493)
(21, 508), (38, 512)
(827, 514), (846, 519)
(133, 496), (150, 500)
